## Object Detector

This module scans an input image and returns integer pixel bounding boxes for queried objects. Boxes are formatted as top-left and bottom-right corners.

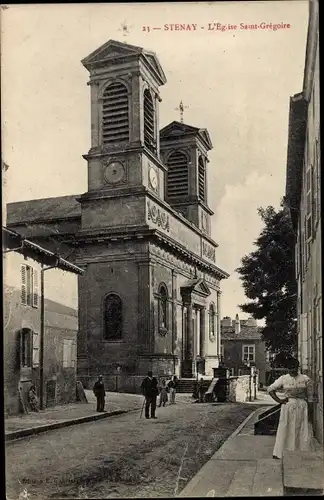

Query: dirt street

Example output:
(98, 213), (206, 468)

(6, 400), (261, 499)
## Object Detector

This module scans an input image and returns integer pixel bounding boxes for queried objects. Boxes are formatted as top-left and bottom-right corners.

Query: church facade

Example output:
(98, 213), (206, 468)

(7, 40), (229, 387)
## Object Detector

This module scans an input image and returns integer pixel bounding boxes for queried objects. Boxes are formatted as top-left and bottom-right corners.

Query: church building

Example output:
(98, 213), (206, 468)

(7, 40), (229, 389)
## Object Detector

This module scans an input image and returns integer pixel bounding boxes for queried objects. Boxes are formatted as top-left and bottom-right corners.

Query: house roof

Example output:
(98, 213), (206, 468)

(221, 325), (263, 341)
(3, 227), (84, 275)
(7, 195), (81, 225)
(160, 121), (213, 150)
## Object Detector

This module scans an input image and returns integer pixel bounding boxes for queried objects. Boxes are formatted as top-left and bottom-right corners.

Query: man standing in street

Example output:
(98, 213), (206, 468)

(141, 371), (158, 419)
(93, 375), (106, 412)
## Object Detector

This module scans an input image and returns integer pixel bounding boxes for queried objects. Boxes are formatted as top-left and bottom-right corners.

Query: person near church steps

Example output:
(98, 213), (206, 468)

(141, 371), (158, 419)
(93, 375), (106, 412)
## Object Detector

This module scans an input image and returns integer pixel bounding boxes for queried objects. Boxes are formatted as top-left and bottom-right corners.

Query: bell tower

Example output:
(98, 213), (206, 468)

(160, 121), (214, 236)
(80, 40), (167, 218)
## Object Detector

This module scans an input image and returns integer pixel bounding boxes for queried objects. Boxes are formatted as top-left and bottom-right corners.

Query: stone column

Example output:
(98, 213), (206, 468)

(187, 302), (193, 359)
(200, 307), (206, 357)
(216, 291), (221, 358)
(171, 271), (177, 354)
(90, 81), (100, 148)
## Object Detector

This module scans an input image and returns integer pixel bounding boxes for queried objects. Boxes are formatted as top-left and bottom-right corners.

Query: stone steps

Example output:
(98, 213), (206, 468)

(176, 378), (196, 393)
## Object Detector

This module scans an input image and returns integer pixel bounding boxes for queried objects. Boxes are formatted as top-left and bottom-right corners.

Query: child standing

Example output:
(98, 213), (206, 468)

(158, 379), (168, 407)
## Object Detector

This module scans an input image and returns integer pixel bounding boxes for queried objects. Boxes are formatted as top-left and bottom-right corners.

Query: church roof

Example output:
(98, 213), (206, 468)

(160, 121), (213, 150)
(81, 39), (167, 86)
(7, 194), (81, 225)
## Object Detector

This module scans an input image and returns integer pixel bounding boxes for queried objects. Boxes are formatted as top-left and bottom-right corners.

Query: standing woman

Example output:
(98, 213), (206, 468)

(267, 357), (315, 459)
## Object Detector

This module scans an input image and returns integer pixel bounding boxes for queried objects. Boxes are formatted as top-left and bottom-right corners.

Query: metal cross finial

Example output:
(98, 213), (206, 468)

(174, 100), (189, 123)
(118, 21), (131, 41)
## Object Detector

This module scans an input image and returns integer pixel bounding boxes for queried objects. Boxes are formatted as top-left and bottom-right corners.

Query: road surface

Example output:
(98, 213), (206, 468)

(6, 400), (260, 499)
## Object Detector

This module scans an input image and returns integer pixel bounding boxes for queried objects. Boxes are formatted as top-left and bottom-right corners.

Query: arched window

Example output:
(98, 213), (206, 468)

(158, 284), (168, 330)
(104, 293), (123, 340)
(198, 156), (206, 201)
(143, 89), (156, 153)
(166, 151), (189, 200)
(102, 82), (129, 145)
(209, 303), (216, 339)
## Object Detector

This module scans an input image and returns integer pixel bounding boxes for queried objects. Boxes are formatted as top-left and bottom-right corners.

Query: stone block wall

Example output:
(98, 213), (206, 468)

(228, 375), (257, 403)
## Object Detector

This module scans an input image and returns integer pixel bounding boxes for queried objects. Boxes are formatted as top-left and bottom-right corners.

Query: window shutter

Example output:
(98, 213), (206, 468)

(21, 265), (27, 305)
(143, 89), (156, 153)
(33, 332), (40, 367)
(32, 268), (39, 308)
(102, 82), (129, 145)
(72, 340), (77, 367)
(167, 151), (189, 200)
(198, 156), (206, 201)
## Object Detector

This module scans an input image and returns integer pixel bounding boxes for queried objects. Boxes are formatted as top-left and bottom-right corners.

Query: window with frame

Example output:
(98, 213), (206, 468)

(21, 264), (38, 308)
(63, 339), (77, 368)
(305, 163), (313, 262)
(209, 302), (216, 338)
(20, 328), (32, 368)
(102, 81), (129, 145)
(158, 284), (168, 330)
(242, 344), (255, 362)
(104, 293), (123, 340)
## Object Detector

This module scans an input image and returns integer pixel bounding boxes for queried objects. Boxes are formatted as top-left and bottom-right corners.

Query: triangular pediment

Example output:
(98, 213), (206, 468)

(82, 40), (166, 85)
(82, 40), (142, 68)
(160, 121), (213, 150)
(181, 278), (211, 298)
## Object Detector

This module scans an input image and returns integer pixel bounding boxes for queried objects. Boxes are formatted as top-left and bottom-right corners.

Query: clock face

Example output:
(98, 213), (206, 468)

(149, 167), (158, 190)
(104, 161), (125, 184)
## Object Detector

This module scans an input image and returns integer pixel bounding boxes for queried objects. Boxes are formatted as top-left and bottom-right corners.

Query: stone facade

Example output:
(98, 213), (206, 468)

(3, 228), (82, 415)
(221, 315), (270, 386)
(7, 40), (229, 388)
(285, 0), (322, 444)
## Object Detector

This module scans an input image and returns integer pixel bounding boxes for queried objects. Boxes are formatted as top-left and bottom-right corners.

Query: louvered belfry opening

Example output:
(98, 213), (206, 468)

(102, 82), (129, 145)
(166, 151), (189, 200)
(198, 156), (206, 201)
(144, 89), (156, 153)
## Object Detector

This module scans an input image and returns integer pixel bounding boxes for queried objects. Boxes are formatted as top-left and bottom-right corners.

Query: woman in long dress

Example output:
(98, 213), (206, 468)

(267, 357), (315, 459)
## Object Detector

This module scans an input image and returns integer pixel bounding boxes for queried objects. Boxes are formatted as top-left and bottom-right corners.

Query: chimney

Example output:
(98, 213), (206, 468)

(234, 314), (240, 334)
(247, 317), (257, 327)
(221, 316), (232, 328)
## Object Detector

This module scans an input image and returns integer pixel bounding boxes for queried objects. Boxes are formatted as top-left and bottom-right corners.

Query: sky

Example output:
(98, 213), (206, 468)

(1, 1), (309, 320)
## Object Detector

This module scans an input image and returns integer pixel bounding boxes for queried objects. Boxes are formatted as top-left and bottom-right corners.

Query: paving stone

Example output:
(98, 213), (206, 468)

(178, 460), (253, 497)
(252, 458), (283, 496)
(213, 435), (275, 460)
(226, 463), (256, 496)
(283, 450), (324, 491)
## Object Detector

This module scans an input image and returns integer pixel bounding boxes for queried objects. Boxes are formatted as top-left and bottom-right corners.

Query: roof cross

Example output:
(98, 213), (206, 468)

(174, 100), (189, 123)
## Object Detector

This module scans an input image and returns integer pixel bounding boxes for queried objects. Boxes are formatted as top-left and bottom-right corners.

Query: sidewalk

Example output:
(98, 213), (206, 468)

(5, 391), (144, 441)
(179, 404), (281, 498)
(179, 398), (324, 497)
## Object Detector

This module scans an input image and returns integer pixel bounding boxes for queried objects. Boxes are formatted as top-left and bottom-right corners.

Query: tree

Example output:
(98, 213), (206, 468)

(236, 200), (297, 367)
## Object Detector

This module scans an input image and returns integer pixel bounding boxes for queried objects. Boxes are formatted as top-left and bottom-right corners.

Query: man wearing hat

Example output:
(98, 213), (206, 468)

(141, 371), (158, 419)
(93, 375), (106, 412)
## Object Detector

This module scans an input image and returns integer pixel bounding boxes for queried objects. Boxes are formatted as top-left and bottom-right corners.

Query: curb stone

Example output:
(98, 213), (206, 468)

(5, 407), (140, 442)
(177, 406), (267, 497)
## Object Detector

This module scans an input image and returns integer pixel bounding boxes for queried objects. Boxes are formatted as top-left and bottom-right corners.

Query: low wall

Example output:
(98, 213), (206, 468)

(79, 375), (144, 394)
(228, 375), (258, 402)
